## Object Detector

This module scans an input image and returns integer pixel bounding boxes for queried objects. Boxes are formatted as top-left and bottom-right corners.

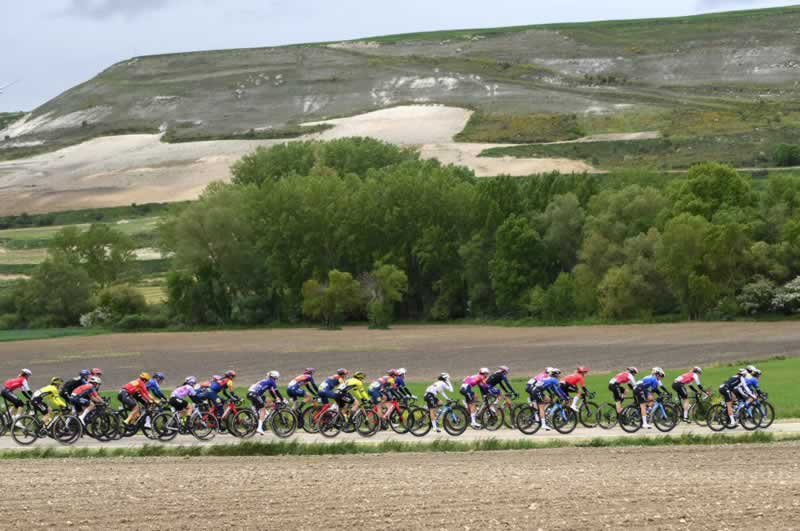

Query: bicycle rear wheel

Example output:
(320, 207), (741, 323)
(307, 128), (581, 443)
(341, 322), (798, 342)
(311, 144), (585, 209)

(597, 404), (618, 429)
(406, 407), (431, 437)
(740, 405), (763, 431)
(619, 406), (642, 433)
(318, 409), (341, 438)
(355, 409), (380, 437)
(389, 409), (410, 434)
(228, 409), (258, 438)
(579, 402), (600, 428)
(302, 406), (321, 434)
(190, 412), (218, 440)
(479, 406), (504, 431)
(51, 415), (82, 445)
(551, 407), (578, 434)
(443, 405), (469, 436)
(11, 415), (41, 445)
(652, 404), (679, 432)
(270, 409), (298, 438)
(515, 405), (541, 435)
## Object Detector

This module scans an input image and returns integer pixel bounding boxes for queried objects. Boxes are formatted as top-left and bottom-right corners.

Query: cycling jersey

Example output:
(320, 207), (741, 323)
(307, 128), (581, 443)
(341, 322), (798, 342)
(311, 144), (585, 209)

(3, 376), (30, 392)
(394, 375), (413, 398)
(486, 371), (515, 394)
(287, 374), (318, 394)
(60, 376), (86, 399)
(462, 374), (487, 389)
(171, 384), (196, 399)
(637, 375), (662, 393)
(341, 378), (369, 402)
(210, 377), (235, 394)
(674, 372), (701, 387)
(146, 378), (167, 401)
(534, 377), (568, 399)
(745, 377), (760, 393)
(610, 372), (637, 386)
(72, 383), (100, 400)
(32, 384), (67, 409)
(369, 375), (395, 391)
(122, 379), (153, 401)
(425, 380), (453, 399)
(562, 373), (585, 388)
(249, 377), (283, 400)
(532, 371), (548, 383)
(321, 375), (344, 390)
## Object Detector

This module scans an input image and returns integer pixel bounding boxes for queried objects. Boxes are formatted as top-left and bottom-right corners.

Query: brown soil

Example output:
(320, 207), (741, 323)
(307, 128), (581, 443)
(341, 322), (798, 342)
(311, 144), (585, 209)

(0, 322), (798, 387)
(2, 443), (798, 529)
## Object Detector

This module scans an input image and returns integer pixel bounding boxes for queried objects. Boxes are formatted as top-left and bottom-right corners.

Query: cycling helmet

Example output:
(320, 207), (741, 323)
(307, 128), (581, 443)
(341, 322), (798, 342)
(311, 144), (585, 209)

(577, 366), (589, 374)
(692, 366), (702, 374)
(439, 372), (450, 381)
(139, 372), (152, 381)
(737, 368), (749, 376)
(387, 369), (398, 377)
(354, 371), (366, 380)
(652, 367), (665, 377)
(396, 368), (407, 376)
(304, 367), (316, 375)
(479, 367), (490, 375)
(498, 365), (510, 374)
(50, 377), (64, 386)
(268, 370), (280, 379)
(185, 376), (197, 386)
(21, 368), (32, 377)
(545, 367), (555, 374)
(79, 369), (91, 378)
(89, 376), (101, 385)
(91, 367), (103, 376)
(745, 365), (759, 374)
(627, 367), (639, 375)
(337, 368), (349, 376)
(225, 370), (237, 378)
(751, 369), (762, 377)
(154, 372), (165, 381)
(212, 374), (222, 381)
(548, 368), (561, 376)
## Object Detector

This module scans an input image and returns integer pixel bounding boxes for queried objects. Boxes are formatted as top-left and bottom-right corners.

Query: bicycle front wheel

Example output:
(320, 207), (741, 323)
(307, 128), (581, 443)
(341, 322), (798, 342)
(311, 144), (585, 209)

(270, 409), (298, 438)
(758, 401), (775, 429)
(597, 404), (618, 429)
(51, 415), (83, 445)
(11, 415), (41, 445)
(355, 409), (381, 437)
(579, 402), (600, 428)
(318, 409), (341, 438)
(740, 405), (763, 431)
(552, 407), (578, 434)
(619, 406), (642, 433)
(405, 407), (431, 437)
(228, 409), (258, 438)
(443, 405), (469, 436)
(706, 404), (728, 432)
(152, 412), (179, 441)
(652, 404), (679, 432)
(190, 412), (218, 440)
(479, 407), (504, 431)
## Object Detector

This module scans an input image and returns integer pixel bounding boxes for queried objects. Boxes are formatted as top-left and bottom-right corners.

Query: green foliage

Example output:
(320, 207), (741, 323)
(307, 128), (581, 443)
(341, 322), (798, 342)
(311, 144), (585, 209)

(490, 214), (545, 314)
(93, 285), (147, 321)
(302, 270), (363, 329)
(112, 312), (169, 331)
(528, 272), (577, 320)
(13, 255), (93, 326)
(772, 144), (800, 167)
(362, 264), (408, 329)
(49, 224), (137, 287)
(669, 162), (755, 219)
(455, 112), (583, 143)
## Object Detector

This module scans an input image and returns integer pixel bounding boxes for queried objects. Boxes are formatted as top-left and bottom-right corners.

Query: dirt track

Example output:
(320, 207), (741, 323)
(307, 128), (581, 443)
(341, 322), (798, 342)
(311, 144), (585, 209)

(3, 443), (798, 529)
(0, 322), (799, 387)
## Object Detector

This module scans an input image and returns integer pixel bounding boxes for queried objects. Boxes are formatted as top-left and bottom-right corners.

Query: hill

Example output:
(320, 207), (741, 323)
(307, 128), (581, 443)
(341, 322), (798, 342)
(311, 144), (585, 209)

(1, 6), (800, 213)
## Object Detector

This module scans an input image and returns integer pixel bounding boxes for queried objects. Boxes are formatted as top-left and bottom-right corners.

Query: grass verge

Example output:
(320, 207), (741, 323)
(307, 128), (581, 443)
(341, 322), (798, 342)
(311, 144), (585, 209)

(0, 431), (794, 460)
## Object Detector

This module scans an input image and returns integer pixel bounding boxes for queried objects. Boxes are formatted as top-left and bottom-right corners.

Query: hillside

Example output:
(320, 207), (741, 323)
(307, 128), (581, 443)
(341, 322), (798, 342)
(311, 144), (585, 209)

(1, 6), (800, 214)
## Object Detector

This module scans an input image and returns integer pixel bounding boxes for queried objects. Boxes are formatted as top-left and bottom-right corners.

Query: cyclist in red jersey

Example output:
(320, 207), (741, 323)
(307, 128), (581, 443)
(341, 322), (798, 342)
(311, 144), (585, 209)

(2, 369), (32, 420)
(560, 367), (590, 411)
(608, 367), (638, 413)
(118, 372), (155, 425)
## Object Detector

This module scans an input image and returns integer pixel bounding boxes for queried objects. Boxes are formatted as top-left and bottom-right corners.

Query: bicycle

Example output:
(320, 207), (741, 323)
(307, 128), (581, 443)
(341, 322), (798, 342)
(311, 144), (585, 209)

(576, 391), (600, 428)
(619, 391), (679, 433)
(545, 399), (578, 434)
(152, 403), (219, 441)
(475, 394), (506, 431)
(407, 399), (469, 437)
(754, 391), (775, 429)
(597, 396), (635, 430)
(10, 407), (81, 446)
(707, 397), (763, 432)
(687, 390), (715, 424)
(256, 400), (298, 438)
(221, 398), (257, 438)
(0, 395), (34, 436)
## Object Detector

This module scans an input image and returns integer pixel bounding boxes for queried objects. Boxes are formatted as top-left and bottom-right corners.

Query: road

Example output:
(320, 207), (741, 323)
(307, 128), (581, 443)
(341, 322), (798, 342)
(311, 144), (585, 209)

(2, 420), (797, 451)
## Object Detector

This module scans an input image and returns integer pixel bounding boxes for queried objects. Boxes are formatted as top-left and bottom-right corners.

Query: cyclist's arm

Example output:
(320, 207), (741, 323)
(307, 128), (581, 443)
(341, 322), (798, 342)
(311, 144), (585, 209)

(150, 384), (167, 401)
(306, 379), (319, 394)
(268, 387), (284, 401)
(500, 377), (515, 395)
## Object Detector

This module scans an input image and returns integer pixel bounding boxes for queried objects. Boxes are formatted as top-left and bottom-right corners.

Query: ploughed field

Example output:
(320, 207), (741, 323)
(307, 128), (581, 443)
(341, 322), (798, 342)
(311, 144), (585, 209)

(1, 322), (799, 387)
(3, 442), (799, 529)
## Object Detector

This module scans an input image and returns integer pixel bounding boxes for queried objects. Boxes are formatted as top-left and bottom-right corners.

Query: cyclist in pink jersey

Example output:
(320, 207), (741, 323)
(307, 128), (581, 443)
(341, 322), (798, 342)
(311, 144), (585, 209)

(460, 368), (490, 428)
(672, 367), (709, 422)
(608, 367), (638, 413)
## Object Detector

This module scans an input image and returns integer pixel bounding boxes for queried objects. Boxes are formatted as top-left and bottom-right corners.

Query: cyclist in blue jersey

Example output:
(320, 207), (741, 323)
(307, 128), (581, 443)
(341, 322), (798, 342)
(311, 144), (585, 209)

(248, 370), (284, 435)
(318, 369), (348, 408)
(531, 368), (568, 431)
(146, 372), (167, 402)
(634, 367), (668, 429)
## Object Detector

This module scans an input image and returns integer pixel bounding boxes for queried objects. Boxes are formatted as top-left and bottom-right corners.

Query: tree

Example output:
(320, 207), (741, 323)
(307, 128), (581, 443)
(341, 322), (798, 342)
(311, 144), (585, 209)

(738, 276), (777, 315)
(14, 255), (93, 327)
(773, 276), (800, 314)
(539, 193), (584, 274)
(669, 162), (755, 220)
(93, 285), (147, 322)
(772, 144), (800, 167)
(490, 214), (546, 314)
(361, 264), (408, 329)
(50, 224), (137, 288)
(302, 270), (363, 329)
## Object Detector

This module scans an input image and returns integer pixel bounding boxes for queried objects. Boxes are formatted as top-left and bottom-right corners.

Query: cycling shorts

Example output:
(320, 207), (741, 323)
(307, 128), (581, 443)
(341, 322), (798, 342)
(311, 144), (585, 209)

(287, 385), (305, 399)
(247, 391), (266, 410)
(1, 388), (23, 408)
(672, 382), (688, 400)
(118, 390), (138, 410)
(460, 385), (475, 404)
(169, 396), (189, 411)
(608, 383), (625, 402)
(424, 392), (438, 409)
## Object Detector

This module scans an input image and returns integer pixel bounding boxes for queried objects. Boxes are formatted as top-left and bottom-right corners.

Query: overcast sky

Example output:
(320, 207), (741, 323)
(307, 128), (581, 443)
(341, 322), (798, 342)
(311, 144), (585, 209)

(0, 0), (795, 111)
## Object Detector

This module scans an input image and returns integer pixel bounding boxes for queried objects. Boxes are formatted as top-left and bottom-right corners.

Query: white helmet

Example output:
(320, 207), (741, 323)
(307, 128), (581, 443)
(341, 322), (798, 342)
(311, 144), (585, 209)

(652, 367), (665, 377)
(268, 370), (280, 379)
(396, 368), (407, 376)
(88, 376), (102, 385)
(548, 368), (561, 376)
(21, 368), (32, 376)
(746, 365), (758, 374)
(479, 367), (490, 375)
(439, 372), (450, 381)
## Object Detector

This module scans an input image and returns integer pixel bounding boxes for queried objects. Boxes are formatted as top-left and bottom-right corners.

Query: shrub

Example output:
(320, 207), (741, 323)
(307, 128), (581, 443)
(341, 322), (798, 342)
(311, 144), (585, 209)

(773, 276), (800, 314)
(772, 144), (800, 167)
(113, 313), (169, 331)
(0, 313), (19, 330)
(93, 285), (147, 320)
(737, 277), (777, 315)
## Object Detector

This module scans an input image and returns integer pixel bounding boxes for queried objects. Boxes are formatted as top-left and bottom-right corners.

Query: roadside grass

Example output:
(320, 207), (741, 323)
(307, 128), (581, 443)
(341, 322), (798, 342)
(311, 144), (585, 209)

(0, 217), (159, 249)
(455, 112), (584, 144)
(0, 328), (108, 342)
(0, 431), (794, 460)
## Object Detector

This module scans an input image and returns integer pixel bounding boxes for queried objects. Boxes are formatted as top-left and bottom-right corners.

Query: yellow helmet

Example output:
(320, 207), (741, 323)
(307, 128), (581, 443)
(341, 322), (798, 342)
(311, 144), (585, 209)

(354, 371), (366, 380)
(139, 372), (152, 381)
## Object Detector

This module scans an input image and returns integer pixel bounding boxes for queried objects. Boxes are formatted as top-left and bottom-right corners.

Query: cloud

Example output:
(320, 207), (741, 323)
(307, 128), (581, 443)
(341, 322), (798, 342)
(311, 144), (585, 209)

(60, 0), (172, 19)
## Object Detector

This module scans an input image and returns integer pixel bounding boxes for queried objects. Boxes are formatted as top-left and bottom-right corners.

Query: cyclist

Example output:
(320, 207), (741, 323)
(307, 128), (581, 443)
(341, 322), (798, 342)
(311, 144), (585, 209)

(70, 376), (104, 422)
(719, 368), (752, 428)
(393, 368), (414, 400)
(339, 371), (369, 415)
(609, 367), (639, 413)
(146, 372), (168, 403)
(318, 369), (348, 409)
(526, 367), (553, 403)
(202, 370), (240, 418)
(424, 373), (453, 432)
(118, 372), (156, 425)
(248, 371), (284, 435)
(2, 368), (33, 420)
(634, 367), (668, 429)
(461, 368), (490, 429)
(31, 377), (67, 424)
(672, 367), (709, 422)
(561, 366), (590, 412)
(745, 367), (762, 399)
(60, 369), (91, 402)
(368, 370), (396, 407)
(485, 366), (517, 400)
(286, 368), (319, 403)
(531, 368), (569, 431)
(90, 367), (103, 377)
(169, 376), (197, 422)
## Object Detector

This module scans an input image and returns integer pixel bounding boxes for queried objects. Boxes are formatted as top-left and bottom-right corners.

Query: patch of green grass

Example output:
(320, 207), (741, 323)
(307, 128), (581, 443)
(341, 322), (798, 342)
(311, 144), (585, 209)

(0, 111), (25, 130)
(161, 123), (332, 143)
(455, 112), (584, 143)
(0, 328), (108, 342)
(481, 126), (800, 170)
(0, 431), (794, 460)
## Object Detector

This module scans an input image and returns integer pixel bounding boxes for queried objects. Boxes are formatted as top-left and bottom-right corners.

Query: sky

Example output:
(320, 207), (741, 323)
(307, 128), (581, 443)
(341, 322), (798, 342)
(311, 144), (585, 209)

(0, 0), (795, 111)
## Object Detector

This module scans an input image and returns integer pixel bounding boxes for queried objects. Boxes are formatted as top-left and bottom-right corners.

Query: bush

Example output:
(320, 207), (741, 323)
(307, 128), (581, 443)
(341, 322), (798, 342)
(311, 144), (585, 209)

(93, 285), (147, 320)
(113, 313), (169, 331)
(773, 276), (800, 314)
(772, 144), (800, 167)
(0, 313), (19, 330)
(737, 277), (777, 315)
